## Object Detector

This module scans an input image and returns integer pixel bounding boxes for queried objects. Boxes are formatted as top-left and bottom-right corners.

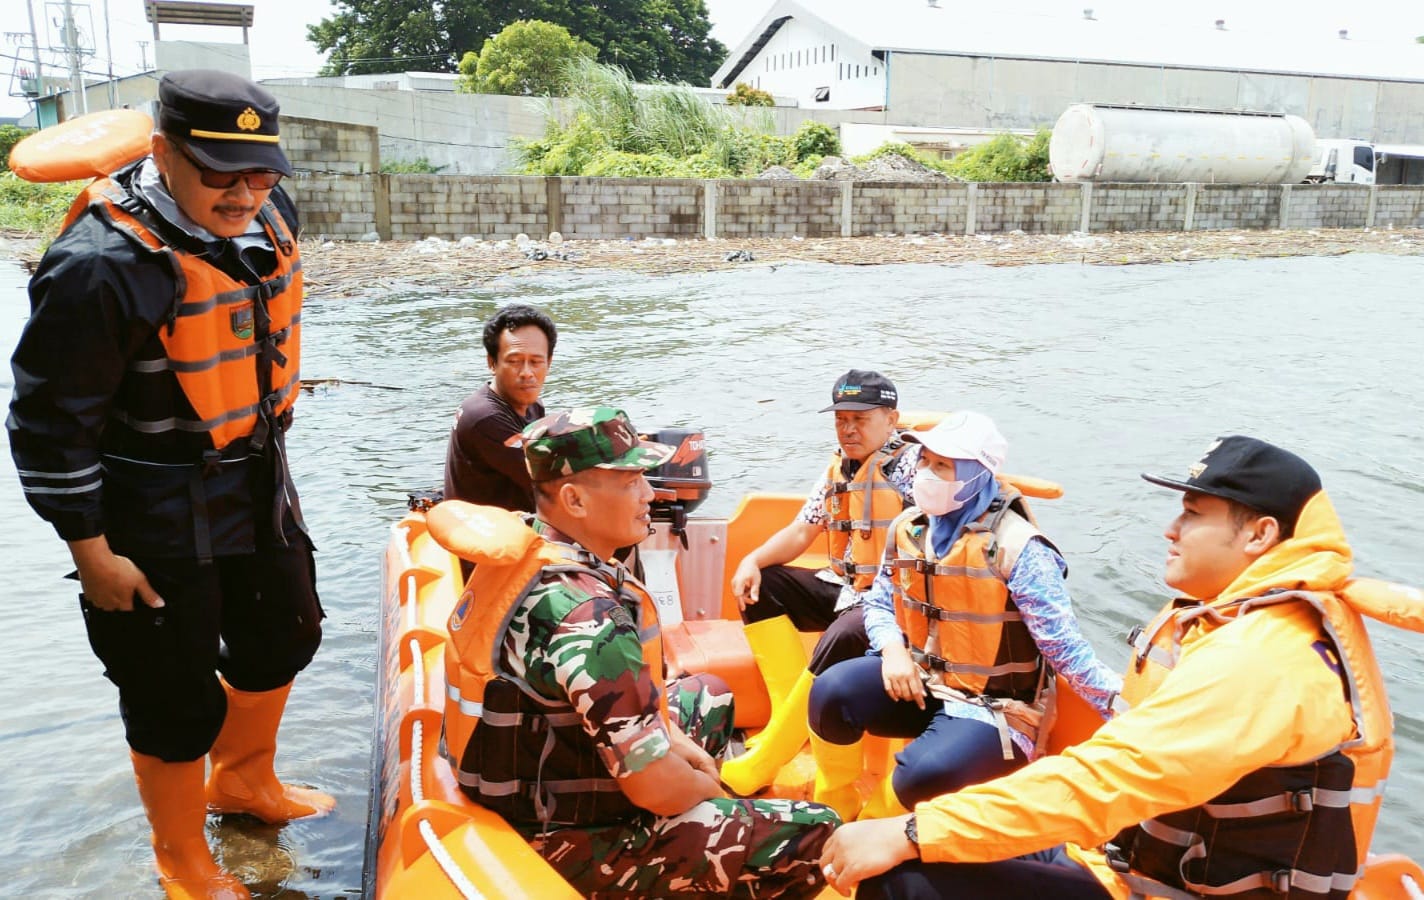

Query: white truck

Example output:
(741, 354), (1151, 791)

(1306, 139), (1424, 185)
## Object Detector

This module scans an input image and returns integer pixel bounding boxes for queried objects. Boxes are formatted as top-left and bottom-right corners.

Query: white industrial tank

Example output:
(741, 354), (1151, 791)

(1049, 104), (1316, 184)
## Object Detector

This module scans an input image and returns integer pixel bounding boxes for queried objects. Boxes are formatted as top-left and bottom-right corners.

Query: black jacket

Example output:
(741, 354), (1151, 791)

(7, 161), (304, 558)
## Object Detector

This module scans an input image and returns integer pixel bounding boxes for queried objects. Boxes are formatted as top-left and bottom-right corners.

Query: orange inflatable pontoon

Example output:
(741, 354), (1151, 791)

(369, 458), (1423, 898)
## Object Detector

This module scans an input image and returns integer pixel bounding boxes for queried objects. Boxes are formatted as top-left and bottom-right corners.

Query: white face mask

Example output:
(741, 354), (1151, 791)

(913, 466), (988, 516)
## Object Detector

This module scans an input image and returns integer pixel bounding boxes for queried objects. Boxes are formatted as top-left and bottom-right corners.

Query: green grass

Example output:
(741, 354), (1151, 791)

(0, 173), (85, 236)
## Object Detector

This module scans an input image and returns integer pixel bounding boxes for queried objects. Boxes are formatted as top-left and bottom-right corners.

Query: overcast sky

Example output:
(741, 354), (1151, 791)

(4, 0), (1423, 120)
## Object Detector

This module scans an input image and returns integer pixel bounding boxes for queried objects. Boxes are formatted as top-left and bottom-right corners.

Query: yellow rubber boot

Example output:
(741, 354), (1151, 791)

(722, 669), (813, 795)
(130, 751), (251, 900)
(809, 733), (864, 824)
(206, 681), (336, 823)
(858, 736), (909, 819)
(744, 615), (809, 709)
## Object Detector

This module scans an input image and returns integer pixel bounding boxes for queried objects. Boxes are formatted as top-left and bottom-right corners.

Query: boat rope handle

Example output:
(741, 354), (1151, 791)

(1405, 875), (1423, 900)
(410, 708), (485, 899)
(410, 637), (427, 710)
(419, 818), (485, 900)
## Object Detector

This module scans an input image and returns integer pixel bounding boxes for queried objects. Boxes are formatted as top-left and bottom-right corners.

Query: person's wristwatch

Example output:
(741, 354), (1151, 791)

(904, 814), (920, 857)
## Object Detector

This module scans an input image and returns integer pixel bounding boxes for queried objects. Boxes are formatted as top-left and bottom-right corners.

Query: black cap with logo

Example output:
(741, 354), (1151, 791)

(819, 369), (899, 412)
(1142, 435), (1322, 533)
(158, 69), (293, 176)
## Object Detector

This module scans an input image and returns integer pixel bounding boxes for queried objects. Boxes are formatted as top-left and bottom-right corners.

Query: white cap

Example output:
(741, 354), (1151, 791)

(904, 411), (1007, 474)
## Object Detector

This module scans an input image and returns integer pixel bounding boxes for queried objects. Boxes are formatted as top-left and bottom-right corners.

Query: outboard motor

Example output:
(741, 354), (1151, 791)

(644, 428), (711, 546)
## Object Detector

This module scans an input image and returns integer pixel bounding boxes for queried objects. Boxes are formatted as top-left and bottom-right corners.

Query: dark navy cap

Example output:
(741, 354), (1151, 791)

(158, 69), (292, 176)
(819, 370), (899, 412)
(1143, 435), (1322, 532)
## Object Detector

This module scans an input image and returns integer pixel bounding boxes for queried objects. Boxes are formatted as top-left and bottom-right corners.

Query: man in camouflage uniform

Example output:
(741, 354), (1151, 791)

(473, 407), (840, 898)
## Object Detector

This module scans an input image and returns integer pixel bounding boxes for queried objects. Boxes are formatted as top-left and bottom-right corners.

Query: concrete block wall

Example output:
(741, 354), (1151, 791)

(1284, 185), (1371, 229)
(385, 175), (546, 241)
(1090, 184), (1190, 232)
(287, 174), (1424, 242)
(291, 175), (380, 239)
(1193, 185), (1281, 231)
(559, 179), (703, 239)
(717, 181), (844, 237)
(281, 116), (380, 175)
(975, 184), (1082, 233)
(1373, 187), (1424, 229)
(852, 183), (969, 236)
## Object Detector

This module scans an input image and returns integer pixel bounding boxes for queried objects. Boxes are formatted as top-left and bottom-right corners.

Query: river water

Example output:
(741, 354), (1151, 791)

(1, 251), (1421, 897)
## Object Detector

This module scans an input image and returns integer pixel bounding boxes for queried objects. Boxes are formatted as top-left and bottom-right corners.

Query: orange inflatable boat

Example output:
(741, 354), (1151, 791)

(368, 431), (1424, 899)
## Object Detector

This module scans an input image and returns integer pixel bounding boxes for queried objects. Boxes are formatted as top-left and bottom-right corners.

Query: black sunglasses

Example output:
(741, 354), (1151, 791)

(173, 141), (283, 190)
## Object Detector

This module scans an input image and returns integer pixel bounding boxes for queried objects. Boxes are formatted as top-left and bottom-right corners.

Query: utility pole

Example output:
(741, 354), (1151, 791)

(102, 0), (113, 108)
(138, 39), (149, 71)
(61, 0), (86, 115)
(25, 0), (45, 107)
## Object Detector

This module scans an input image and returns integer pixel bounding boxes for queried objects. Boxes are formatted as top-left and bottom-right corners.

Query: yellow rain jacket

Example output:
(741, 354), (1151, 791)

(913, 491), (1421, 899)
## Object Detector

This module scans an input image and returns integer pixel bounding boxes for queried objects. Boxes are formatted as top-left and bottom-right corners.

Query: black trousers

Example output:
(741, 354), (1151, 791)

(741, 564), (869, 674)
(859, 845), (1112, 900)
(79, 535), (324, 761)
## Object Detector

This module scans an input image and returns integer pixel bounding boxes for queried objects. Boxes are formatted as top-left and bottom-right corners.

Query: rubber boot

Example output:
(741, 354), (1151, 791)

(858, 735), (909, 819)
(130, 751), (251, 900)
(722, 669), (813, 795)
(206, 681), (335, 823)
(809, 733), (864, 824)
(744, 615), (808, 709)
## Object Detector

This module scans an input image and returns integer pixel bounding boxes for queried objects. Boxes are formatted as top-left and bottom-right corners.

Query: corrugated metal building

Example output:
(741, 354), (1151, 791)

(712, 0), (1424, 142)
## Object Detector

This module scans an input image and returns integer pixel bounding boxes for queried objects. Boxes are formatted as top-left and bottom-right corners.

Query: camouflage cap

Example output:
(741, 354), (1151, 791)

(523, 407), (675, 482)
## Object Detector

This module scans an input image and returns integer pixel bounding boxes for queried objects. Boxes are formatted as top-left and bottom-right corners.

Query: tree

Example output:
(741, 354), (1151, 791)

(726, 82), (774, 107)
(0, 125), (34, 172)
(458, 20), (596, 96)
(308, 0), (727, 85)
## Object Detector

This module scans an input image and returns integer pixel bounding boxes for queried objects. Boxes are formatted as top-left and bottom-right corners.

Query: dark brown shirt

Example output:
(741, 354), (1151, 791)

(442, 383), (544, 511)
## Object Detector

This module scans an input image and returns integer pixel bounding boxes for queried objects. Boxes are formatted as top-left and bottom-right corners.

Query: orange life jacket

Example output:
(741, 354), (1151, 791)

(1108, 582), (1397, 899)
(825, 441), (911, 590)
(890, 484), (1051, 705)
(433, 502), (669, 828)
(66, 176), (302, 451)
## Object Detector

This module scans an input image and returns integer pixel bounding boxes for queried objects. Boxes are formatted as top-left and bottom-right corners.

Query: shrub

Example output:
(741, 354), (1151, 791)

(792, 121), (840, 161)
(1, 125), (35, 173)
(944, 129), (1052, 182)
(726, 82), (774, 107)
(380, 157), (444, 173)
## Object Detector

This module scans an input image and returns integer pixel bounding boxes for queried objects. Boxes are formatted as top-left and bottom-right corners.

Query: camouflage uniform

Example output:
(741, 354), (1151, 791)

(501, 408), (840, 898)
(504, 536), (839, 898)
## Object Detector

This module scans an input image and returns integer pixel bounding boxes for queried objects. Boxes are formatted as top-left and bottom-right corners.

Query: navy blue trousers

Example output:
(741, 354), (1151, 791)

(808, 655), (1027, 808)
(859, 846), (1112, 900)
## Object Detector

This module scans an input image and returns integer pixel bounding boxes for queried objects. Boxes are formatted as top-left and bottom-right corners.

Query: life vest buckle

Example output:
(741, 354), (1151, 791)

(1272, 870), (1292, 893)
(1289, 790), (1314, 813)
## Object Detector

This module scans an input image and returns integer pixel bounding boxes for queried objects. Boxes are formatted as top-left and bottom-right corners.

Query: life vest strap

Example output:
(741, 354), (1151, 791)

(910, 648), (1039, 678)
(891, 557), (997, 579)
(900, 594), (1023, 625)
(455, 772), (624, 796)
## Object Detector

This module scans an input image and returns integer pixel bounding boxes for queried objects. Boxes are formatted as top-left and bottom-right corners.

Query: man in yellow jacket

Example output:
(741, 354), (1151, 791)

(818, 435), (1415, 900)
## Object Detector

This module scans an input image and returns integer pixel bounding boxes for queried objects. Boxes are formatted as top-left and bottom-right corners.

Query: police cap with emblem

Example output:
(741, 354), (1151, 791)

(158, 69), (293, 176)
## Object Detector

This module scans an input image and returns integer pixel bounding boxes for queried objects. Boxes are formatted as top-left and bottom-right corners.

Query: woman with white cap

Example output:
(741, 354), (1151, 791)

(805, 411), (1121, 822)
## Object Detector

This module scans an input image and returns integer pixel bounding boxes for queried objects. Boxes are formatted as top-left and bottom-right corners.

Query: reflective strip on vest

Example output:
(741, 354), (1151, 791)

(172, 269), (301, 319)
(129, 317), (300, 374)
(826, 516), (898, 532)
(108, 377), (299, 434)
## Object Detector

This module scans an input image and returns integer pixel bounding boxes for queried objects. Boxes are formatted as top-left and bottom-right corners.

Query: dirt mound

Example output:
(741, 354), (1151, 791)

(857, 152), (955, 182)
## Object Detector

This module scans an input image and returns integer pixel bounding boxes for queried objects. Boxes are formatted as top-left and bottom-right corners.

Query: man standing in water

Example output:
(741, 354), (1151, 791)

(818, 436), (1417, 900)
(444, 407), (840, 896)
(9, 70), (330, 899)
(443, 304), (557, 511)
